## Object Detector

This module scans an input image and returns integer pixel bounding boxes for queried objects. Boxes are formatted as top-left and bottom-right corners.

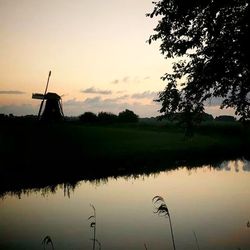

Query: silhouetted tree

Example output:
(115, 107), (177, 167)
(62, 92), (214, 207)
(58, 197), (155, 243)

(98, 112), (118, 124)
(0, 114), (9, 121)
(201, 113), (214, 122)
(118, 109), (139, 123)
(215, 115), (236, 122)
(79, 112), (98, 123)
(147, 0), (250, 124)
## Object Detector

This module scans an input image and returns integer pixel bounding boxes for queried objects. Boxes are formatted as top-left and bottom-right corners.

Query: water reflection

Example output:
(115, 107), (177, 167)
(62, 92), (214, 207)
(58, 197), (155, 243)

(219, 159), (250, 172)
(0, 159), (250, 250)
(1, 158), (250, 199)
(0, 182), (80, 200)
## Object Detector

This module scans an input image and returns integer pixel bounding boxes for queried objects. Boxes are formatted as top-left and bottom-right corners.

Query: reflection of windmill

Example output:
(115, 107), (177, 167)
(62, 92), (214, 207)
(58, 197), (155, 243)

(32, 71), (64, 121)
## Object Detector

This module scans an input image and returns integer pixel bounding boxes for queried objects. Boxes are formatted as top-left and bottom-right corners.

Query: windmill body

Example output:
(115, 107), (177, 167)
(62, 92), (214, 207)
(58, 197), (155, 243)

(32, 72), (64, 121)
(32, 92), (64, 121)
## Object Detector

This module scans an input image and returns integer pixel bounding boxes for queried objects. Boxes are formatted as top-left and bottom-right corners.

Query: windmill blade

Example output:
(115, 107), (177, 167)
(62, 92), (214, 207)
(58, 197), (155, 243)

(44, 70), (51, 96)
(32, 93), (44, 99)
(59, 99), (64, 117)
(37, 71), (51, 119)
(37, 99), (45, 119)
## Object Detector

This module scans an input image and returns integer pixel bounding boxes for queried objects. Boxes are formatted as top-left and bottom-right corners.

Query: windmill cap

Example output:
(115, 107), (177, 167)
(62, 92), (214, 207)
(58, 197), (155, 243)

(45, 92), (61, 100)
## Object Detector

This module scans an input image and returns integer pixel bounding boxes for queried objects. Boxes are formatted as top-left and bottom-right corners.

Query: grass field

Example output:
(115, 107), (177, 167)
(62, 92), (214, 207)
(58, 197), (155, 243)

(0, 119), (249, 194)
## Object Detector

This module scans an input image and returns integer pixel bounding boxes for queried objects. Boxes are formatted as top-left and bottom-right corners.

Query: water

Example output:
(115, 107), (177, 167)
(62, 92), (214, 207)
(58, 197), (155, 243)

(1, 159), (250, 250)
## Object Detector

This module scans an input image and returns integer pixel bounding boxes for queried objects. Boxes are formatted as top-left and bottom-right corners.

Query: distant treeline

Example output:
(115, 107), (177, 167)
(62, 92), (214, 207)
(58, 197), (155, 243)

(0, 111), (237, 123)
(79, 109), (139, 124)
(0, 113), (37, 121)
(162, 113), (237, 122)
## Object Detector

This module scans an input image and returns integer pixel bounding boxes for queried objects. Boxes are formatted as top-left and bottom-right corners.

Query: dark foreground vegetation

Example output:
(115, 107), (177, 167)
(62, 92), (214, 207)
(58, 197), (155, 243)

(0, 115), (249, 196)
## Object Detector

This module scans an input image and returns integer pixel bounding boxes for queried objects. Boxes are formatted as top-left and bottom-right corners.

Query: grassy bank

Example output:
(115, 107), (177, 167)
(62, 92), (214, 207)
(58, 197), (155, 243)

(0, 119), (249, 193)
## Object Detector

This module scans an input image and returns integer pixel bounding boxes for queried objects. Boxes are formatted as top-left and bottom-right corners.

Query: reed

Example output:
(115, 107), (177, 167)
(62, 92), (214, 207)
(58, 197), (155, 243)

(193, 231), (200, 250)
(152, 196), (176, 250)
(42, 235), (54, 250)
(88, 204), (99, 250)
(90, 238), (101, 250)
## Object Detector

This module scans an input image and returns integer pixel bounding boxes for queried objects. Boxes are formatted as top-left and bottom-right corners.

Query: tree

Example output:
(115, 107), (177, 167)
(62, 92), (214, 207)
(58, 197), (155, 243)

(118, 109), (139, 123)
(147, 0), (249, 124)
(79, 112), (98, 123)
(98, 112), (118, 124)
(215, 115), (236, 122)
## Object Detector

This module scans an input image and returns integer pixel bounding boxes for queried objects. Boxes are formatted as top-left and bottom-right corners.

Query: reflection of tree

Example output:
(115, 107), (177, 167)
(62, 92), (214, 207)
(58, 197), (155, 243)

(242, 159), (250, 172)
(219, 159), (250, 172)
(220, 161), (232, 171)
(2, 159), (250, 199)
(63, 183), (77, 198)
(0, 181), (79, 199)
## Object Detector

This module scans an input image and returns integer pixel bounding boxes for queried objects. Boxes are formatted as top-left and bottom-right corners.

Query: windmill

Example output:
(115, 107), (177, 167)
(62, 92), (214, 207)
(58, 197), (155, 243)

(32, 71), (64, 121)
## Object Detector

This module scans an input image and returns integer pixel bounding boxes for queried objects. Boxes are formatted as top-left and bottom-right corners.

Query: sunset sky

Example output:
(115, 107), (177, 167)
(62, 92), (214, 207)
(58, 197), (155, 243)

(0, 0), (235, 117)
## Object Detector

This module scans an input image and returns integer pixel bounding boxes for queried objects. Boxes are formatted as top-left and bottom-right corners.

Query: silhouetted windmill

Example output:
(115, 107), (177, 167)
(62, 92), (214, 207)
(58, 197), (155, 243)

(32, 71), (64, 121)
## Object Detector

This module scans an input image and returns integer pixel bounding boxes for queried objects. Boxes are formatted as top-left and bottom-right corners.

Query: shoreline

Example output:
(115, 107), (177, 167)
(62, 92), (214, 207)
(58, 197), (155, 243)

(1, 120), (249, 196)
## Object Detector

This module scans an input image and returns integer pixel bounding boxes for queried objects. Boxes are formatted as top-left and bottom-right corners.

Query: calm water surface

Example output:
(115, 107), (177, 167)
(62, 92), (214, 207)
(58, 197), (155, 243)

(1, 159), (250, 250)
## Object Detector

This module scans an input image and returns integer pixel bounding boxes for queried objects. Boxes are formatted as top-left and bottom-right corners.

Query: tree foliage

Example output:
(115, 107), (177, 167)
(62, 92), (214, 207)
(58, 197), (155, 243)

(147, 0), (250, 123)
(118, 109), (139, 123)
(98, 112), (118, 123)
(79, 110), (139, 124)
(79, 112), (98, 123)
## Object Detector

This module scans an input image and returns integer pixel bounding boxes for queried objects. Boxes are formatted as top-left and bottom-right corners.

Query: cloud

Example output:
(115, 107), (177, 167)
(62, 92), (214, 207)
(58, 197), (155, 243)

(116, 90), (126, 94)
(122, 76), (129, 83)
(63, 96), (160, 117)
(111, 77), (129, 84)
(131, 91), (158, 99)
(204, 105), (236, 118)
(111, 79), (119, 84)
(111, 95), (130, 101)
(0, 96), (236, 119)
(204, 97), (224, 107)
(111, 76), (150, 84)
(80, 87), (112, 95)
(0, 90), (25, 95)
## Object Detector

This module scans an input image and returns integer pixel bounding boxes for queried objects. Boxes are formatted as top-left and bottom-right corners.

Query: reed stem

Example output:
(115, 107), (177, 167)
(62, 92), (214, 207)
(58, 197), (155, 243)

(168, 214), (176, 250)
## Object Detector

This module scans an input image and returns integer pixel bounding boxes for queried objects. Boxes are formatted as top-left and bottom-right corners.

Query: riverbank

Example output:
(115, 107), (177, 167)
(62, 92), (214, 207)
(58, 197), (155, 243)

(0, 119), (249, 194)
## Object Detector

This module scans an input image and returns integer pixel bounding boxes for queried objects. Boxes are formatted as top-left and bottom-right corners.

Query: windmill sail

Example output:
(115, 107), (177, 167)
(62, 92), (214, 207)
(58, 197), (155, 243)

(32, 93), (44, 99)
(37, 71), (51, 119)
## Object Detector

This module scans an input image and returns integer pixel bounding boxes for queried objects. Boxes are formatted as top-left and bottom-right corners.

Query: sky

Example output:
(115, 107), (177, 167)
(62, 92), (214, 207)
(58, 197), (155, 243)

(0, 0), (235, 118)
